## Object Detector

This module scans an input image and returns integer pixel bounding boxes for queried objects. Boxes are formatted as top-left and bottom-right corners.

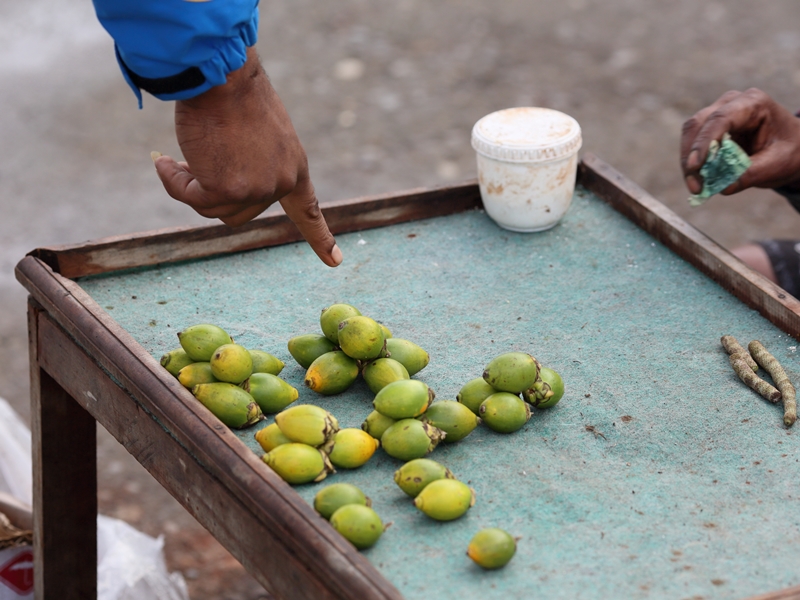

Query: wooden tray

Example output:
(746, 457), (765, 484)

(15, 155), (800, 600)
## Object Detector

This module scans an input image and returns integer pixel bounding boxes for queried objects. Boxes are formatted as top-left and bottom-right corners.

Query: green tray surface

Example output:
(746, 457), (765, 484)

(79, 186), (800, 600)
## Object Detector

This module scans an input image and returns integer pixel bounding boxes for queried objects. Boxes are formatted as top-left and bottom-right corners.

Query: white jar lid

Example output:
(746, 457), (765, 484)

(471, 107), (582, 163)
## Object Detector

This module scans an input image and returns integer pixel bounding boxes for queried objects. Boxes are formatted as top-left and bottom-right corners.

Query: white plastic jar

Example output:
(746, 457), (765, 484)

(471, 107), (582, 232)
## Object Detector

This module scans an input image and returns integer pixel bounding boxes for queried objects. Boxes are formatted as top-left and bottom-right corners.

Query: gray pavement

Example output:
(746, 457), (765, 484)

(4, 1), (800, 597)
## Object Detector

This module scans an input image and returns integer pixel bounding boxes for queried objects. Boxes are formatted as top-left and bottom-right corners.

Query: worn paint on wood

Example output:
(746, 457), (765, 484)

(28, 183), (482, 279)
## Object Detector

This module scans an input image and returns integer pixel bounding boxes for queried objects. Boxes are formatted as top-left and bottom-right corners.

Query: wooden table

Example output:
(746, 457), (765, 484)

(16, 155), (800, 600)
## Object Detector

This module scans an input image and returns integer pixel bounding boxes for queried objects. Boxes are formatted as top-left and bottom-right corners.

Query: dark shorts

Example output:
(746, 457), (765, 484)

(757, 240), (800, 298)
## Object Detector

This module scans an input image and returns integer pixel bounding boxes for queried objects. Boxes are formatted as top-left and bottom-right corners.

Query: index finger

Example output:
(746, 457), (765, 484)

(279, 177), (342, 267)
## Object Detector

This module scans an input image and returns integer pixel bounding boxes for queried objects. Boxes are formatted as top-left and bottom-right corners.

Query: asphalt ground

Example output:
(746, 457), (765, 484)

(3, 1), (800, 597)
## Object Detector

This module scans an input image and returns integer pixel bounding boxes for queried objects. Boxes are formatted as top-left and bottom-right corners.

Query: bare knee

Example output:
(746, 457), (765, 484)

(731, 243), (779, 284)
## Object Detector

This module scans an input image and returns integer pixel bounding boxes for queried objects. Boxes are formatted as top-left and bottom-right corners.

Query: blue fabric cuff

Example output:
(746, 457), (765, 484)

(95, 0), (259, 107)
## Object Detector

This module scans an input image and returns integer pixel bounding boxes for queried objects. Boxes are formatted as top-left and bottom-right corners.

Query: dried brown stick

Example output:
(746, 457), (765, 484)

(720, 335), (758, 371)
(748, 340), (797, 427)
(728, 354), (781, 403)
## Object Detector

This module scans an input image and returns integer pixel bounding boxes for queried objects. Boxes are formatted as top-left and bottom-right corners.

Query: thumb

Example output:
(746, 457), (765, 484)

(151, 153), (206, 207)
(279, 178), (342, 267)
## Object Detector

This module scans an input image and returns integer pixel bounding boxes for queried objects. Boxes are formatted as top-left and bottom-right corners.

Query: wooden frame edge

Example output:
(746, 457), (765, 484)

(745, 585), (800, 600)
(27, 180), (482, 279)
(579, 153), (800, 340)
(15, 255), (402, 600)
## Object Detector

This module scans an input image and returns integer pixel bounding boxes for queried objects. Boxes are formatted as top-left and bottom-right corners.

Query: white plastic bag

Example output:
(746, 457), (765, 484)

(97, 516), (188, 600)
(0, 402), (31, 507)
(0, 398), (188, 600)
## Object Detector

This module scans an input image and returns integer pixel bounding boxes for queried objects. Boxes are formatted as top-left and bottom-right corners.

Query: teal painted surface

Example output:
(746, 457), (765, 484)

(80, 187), (800, 599)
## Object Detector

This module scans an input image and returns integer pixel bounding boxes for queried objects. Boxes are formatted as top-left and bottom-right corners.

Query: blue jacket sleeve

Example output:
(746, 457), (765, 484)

(92, 0), (259, 107)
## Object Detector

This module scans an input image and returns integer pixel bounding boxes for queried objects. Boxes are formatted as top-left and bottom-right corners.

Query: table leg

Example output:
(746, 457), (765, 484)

(29, 302), (97, 600)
